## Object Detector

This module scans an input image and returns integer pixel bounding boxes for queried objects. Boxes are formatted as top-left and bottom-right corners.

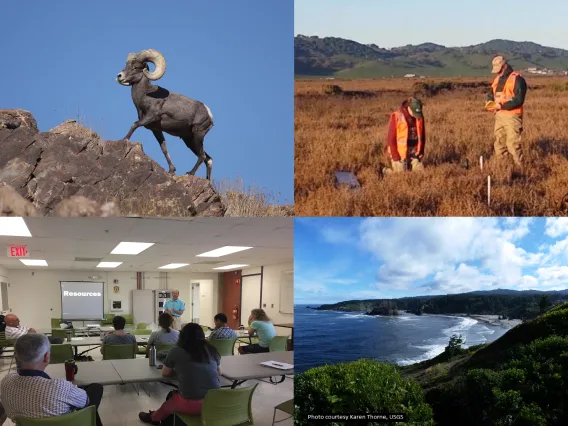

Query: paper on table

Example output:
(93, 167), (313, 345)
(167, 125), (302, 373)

(261, 361), (293, 370)
(71, 337), (84, 340)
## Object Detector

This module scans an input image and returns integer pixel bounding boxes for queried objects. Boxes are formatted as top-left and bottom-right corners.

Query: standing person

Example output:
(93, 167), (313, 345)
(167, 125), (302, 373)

(146, 312), (179, 357)
(0, 334), (104, 426)
(238, 309), (276, 354)
(164, 289), (185, 331)
(383, 97), (426, 174)
(138, 323), (221, 425)
(4, 314), (63, 344)
(208, 313), (238, 340)
(486, 56), (527, 165)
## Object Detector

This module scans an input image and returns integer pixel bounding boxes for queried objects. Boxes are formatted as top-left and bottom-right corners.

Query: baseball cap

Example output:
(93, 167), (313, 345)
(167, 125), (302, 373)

(491, 56), (506, 74)
(407, 97), (423, 119)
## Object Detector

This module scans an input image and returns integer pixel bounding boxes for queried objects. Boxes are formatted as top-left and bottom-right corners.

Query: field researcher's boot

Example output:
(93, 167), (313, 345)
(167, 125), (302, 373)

(410, 157), (424, 171)
(391, 160), (405, 173)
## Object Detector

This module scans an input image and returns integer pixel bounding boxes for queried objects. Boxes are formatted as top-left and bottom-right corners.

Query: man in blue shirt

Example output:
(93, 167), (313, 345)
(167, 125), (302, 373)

(164, 289), (185, 330)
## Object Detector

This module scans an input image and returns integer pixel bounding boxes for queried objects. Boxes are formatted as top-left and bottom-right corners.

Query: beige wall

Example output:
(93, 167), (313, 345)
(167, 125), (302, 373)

(241, 262), (294, 336)
(7, 269), (219, 328)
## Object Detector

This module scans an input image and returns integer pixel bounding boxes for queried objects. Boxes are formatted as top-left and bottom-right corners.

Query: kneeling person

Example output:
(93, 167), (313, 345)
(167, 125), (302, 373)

(384, 97), (426, 174)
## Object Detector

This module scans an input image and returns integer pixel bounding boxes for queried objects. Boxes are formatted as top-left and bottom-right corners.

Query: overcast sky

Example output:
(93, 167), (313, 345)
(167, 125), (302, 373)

(295, 0), (568, 49)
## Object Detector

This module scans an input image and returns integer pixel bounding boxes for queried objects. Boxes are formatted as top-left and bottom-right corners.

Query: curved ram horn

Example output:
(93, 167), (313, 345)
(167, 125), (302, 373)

(138, 49), (166, 81)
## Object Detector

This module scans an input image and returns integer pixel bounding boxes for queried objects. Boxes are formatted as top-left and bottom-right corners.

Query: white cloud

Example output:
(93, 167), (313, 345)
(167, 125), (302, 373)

(420, 263), (499, 294)
(545, 218), (568, 238)
(502, 217), (534, 240)
(534, 266), (568, 288)
(359, 218), (541, 291)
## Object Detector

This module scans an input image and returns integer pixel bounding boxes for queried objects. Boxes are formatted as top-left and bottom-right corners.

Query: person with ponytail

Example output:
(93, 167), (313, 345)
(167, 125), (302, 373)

(139, 323), (221, 425)
(145, 313), (179, 357)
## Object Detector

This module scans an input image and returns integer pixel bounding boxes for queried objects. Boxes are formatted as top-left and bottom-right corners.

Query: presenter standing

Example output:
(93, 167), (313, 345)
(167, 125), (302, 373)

(164, 289), (185, 330)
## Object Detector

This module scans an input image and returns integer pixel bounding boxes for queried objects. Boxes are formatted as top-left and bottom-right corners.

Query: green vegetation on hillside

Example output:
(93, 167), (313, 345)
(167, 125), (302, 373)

(295, 35), (568, 77)
(296, 302), (568, 425)
(316, 291), (568, 320)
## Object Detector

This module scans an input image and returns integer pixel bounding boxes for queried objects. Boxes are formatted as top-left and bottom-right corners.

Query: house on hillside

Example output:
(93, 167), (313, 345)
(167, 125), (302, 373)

(527, 67), (537, 73)
(404, 74), (416, 78)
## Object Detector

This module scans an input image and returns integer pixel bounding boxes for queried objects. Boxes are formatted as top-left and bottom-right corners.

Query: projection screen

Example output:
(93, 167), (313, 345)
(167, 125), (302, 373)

(60, 281), (105, 321)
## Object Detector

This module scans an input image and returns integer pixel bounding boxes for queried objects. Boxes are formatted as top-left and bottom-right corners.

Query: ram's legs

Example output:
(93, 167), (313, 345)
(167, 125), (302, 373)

(182, 132), (212, 180)
(152, 130), (176, 174)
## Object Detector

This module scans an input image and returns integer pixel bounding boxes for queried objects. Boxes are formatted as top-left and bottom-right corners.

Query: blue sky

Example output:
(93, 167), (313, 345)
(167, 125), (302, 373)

(295, 0), (568, 49)
(0, 1), (293, 202)
(295, 218), (568, 305)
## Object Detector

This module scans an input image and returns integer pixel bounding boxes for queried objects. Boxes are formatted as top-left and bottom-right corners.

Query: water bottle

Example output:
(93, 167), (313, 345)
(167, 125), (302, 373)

(149, 344), (156, 367)
(66, 330), (72, 342)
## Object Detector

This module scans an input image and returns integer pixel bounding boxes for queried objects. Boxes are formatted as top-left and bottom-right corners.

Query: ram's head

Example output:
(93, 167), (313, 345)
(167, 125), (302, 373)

(116, 49), (166, 86)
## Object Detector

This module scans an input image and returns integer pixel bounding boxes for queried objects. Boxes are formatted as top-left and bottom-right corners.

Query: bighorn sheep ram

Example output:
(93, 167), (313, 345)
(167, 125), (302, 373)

(116, 49), (214, 180)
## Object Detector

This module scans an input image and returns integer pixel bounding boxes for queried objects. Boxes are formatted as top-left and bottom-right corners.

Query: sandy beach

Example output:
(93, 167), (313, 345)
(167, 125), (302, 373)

(453, 313), (523, 329)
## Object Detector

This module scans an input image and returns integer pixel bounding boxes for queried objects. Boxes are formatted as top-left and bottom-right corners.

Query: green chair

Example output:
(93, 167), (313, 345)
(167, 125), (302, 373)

(15, 406), (96, 426)
(51, 329), (75, 339)
(134, 330), (153, 355)
(136, 322), (148, 329)
(269, 336), (289, 352)
(122, 314), (134, 329)
(174, 384), (257, 426)
(51, 318), (62, 329)
(101, 314), (115, 325)
(200, 325), (211, 333)
(49, 344), (73, 364)
(208, 338), (237, 356)
(102, 344), (136, 360)
(0, 331), (16, 370)
(154, 343), (176, 362)
(272, 399), (293, 425)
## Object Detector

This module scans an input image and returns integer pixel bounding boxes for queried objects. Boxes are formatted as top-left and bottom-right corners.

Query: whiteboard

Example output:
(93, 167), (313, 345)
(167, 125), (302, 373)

(279, 270), (294, 314)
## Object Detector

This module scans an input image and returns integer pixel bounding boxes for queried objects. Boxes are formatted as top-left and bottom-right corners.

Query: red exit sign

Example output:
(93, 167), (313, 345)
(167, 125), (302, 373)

(7, 246), (29, 257)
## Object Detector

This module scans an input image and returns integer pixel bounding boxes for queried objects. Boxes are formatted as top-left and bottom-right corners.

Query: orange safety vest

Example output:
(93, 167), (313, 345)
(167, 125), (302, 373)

(491, 72), (523, 115)
(388, 111), (424, 160)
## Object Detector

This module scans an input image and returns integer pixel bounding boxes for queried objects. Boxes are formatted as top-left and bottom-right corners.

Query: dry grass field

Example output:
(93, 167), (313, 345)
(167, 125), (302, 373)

(295, 77), (568, 216)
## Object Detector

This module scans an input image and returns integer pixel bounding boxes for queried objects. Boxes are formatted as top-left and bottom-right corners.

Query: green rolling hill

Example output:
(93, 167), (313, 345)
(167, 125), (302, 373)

(295, 35), (568, 78)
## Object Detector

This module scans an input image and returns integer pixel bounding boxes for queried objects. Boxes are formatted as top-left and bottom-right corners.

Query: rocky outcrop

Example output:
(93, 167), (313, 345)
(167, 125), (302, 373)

(0, 109), (225, 216)
(366, 301), (400, 316)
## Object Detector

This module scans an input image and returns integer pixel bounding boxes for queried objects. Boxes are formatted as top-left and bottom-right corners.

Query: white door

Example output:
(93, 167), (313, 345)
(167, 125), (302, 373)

(191, 283), (200, 324)
(1, 282), (8, 312)
(132, 290), (154, 326)
(241, 275), (261, 326)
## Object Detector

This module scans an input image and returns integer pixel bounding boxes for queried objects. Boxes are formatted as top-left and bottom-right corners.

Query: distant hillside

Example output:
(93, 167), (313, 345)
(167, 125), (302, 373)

(295, 35), (568, 77)
(314, 289), (568, 319)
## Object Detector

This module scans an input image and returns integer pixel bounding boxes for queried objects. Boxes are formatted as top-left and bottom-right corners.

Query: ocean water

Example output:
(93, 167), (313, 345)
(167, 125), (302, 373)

(295, 305), (512, 374)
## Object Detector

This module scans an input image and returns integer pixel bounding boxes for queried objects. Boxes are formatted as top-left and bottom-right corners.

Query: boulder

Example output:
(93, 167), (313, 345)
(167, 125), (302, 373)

(0, 109), (226, 217)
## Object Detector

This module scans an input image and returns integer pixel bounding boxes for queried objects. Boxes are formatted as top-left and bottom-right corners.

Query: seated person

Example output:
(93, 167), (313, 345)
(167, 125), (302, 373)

(238, 308), (276, 354)
(139, 323), (221, 425)
(146, 312), (179, 357)
(0, 334), (104, 426)
(208, 313), (238, 340)
(4, 314), (63, 344)
(100, 315), (136, 355)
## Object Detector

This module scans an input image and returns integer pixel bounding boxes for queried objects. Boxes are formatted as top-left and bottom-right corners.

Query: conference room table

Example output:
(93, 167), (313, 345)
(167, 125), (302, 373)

(37, 326), (127, 336)
(45, 351), (294, 390)
(62, 336), (150, 356)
